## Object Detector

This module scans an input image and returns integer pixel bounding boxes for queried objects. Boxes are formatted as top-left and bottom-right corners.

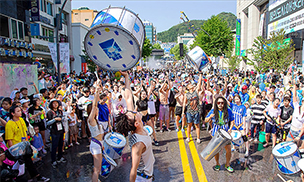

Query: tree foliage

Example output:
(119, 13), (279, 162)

(142, 38), (153, 59)
(191, 15), (234, 57)
(157, 12), (236, 43)
(152, 43), (162, 49)
(170, 44), (188, 60)
(223, 51), (242, 71)
(246, 29), (295, 73)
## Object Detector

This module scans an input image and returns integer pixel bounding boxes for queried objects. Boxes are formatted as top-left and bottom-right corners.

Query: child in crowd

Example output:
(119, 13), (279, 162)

(250, 95), (266, 142)
(279, 96), (294, 142)
(31, 126), (47, 158)
(67, 107), (79, 146)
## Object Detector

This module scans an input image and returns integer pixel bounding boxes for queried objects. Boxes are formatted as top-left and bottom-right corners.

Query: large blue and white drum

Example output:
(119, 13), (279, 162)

(231, 130), (243, 147)
(186, 46), (211, 71)
(103, 132), (126, 160)
(272, 142), (301, 175)
(84, 6), (145, 71)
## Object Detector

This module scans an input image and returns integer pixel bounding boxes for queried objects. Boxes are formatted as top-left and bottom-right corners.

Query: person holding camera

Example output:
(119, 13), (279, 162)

(46, 99), (67, 168)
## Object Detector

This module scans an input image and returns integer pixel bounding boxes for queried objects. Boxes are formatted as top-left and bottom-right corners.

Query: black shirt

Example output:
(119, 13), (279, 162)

(136, 99), (148, 112)
(28, 106), (44, 124)
(47, 110), (64, 135)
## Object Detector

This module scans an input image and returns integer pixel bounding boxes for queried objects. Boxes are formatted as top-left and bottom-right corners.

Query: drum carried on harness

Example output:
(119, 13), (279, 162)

(144, 125), (153, 136)
(84, 6), (145, 71)
(200, 129), (232, 161)
(231, 130), (244, 147)
(186, 46), (211, 71)
(272, 142), (302, 175)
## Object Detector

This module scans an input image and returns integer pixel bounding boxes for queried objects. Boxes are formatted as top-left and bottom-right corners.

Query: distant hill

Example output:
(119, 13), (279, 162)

(157, 12), (236, 43)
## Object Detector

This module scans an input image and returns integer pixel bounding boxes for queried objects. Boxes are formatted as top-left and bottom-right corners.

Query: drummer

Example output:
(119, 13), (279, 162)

(205, 96), (235, 173)
(116, 71), (155, 182)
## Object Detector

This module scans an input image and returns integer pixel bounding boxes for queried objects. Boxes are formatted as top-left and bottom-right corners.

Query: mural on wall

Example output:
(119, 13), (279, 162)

(0, 63), (38, 97)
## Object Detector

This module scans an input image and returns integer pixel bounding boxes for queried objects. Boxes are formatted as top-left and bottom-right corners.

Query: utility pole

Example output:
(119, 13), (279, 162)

(55, 0), (68, 84)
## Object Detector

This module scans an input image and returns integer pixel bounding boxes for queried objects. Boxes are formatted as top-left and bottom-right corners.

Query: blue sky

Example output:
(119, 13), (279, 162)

(71, 0), (237, 33)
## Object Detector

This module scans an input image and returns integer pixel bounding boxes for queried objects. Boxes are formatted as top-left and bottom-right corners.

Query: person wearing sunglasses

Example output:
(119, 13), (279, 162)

(205, 96), (235, 173)
(116, 71), (155, 182)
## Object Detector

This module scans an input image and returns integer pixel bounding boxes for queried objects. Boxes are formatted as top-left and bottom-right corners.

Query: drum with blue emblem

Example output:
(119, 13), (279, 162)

(84, 6), (145, 71)
(272, 142), (301, 175)
(103, 132), (126, 160)
(186, 46), (211, 71)
(231, 130), (243, 147)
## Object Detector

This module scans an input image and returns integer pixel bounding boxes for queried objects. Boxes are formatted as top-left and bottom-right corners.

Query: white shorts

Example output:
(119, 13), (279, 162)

(90, 140), (103, 155)
(135, 175), (152, 182)
(98, 121), (109, 132)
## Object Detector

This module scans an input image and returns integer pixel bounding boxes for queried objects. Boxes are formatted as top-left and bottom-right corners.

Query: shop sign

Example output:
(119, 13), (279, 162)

(0, 48), (33, 58)
(0, 37), (33, 50)
(40, 15), (51, 25)
(31, 0), (40, 21)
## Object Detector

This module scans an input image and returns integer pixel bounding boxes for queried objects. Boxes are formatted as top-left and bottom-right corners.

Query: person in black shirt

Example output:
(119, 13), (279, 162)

(28, 98), (46, 145)
(279, 96), (294, 141)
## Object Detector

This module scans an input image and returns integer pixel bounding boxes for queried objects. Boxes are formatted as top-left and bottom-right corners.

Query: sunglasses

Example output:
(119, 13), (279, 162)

(217, 102), (224, 105)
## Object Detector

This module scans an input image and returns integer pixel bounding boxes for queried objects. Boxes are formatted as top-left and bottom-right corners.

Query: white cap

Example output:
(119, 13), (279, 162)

(20, 99), (30, 104)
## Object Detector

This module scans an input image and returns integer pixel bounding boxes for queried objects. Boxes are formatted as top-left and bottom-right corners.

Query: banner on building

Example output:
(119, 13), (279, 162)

(235, 19), (241, 56)
(302, 40), (304, 73)
(30, 23), (40, 36)
(258, 13), (265, 36)
(31, 0), (40, 21)
(48, 43), (70, 74)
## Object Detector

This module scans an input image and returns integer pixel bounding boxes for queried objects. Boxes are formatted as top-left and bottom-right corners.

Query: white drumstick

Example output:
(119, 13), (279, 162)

(277, 174), (286, 182)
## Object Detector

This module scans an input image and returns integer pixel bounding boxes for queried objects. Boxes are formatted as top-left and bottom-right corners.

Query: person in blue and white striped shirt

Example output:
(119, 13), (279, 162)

(206, 96), (235, 173)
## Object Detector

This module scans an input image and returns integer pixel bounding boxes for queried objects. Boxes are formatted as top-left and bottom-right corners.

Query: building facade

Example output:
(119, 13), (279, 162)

(30, 0), (72, 74)
(71, 7), (98, 28)
(0, 0), (33, 63)
(143, 20), (155, 43)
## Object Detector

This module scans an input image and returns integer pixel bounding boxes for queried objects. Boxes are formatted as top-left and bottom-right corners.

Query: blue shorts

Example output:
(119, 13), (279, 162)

(186, 112), (200, 124)
(232, 126), (244, 131)
(287, 129), (304, 140)
(265, 122), (276, 134)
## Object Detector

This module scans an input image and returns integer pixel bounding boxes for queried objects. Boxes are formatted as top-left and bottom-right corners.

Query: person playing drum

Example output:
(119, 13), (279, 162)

(205, 96), (235, 173)
(116, 71), (155, 182)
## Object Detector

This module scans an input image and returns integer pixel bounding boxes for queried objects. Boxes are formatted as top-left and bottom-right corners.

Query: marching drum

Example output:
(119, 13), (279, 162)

(186, 46), (211, 71)
(231, 130), (244, 147)
(103, 132), (127, 160)
(272, 142), (301, 175)
(144, 125), (153, 136)
(200, 129), (232, 161)
(298, 158), (304, 172)
(84, 6), (145, 71)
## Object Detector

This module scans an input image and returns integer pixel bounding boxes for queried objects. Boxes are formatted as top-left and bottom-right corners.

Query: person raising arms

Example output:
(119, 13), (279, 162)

(116, 71), (155, 182)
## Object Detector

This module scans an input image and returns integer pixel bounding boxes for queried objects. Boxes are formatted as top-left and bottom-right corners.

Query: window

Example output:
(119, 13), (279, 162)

(0, 15), (9, 37)
(40, 0), (44, 12)
(11, 19), (17, 39)
(85, 19), (89, 21)
(61, 13), (67, 24)
(47, 2), (53, 16)
(18, 22), (24, 40)
(49, 30), (54, 42)
(75, 13), (78, 15)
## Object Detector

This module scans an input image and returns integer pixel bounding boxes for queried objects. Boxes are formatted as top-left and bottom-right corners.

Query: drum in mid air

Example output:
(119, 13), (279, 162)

(186, 46), (211, 71)
(84, 6), (145, 71)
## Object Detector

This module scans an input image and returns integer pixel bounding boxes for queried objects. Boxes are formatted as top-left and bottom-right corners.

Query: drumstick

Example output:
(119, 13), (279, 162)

(277, 174), (286, 182)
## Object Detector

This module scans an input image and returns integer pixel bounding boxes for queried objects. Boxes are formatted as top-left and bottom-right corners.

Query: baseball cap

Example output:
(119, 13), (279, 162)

(242, 85), (248, 90)
(83, 87), (90, 92)
(20, 99), (30, 104)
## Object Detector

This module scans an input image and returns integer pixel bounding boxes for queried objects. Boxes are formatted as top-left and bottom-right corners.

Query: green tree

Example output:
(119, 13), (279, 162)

(152, 43), (162, 49)
(191, 15), (234, 57)
(246, 36), (267, 73)
(142, 38), (153, 59)
(81, 49), (96, 72)
(223, 51), (242, 71)
(170, 44), (188, 60)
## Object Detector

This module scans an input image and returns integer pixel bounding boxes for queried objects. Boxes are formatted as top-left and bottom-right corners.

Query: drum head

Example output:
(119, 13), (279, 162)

(219, 129), (232, 140)
(231, 130), (241, 139)
(104, 132), (127, 148)
(272, 142), (298, 157)
(84, 25), (141, 71)
(143, 125), (153, 136)
(102, 152), (117, 167)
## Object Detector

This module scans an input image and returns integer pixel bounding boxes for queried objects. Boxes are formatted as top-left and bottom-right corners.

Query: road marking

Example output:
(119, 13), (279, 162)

(177, 130), (193, 182)
(186, 132), (208, 182)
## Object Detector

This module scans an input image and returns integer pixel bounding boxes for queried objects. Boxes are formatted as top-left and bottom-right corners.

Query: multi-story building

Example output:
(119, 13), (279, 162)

(30, 0), (72, 74)
(71, 7), (98, 28)
(0, 0), (33, 63)
(143, 20), (155, 43)
(177, 33), (194, 49)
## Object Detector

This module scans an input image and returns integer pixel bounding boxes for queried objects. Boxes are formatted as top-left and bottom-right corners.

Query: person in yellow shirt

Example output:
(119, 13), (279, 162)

(5, 106), (27, 147)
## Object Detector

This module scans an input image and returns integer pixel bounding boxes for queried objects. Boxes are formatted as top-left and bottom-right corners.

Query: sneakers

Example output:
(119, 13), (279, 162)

(42, 148), (47, 154)
(154, 139), (159, 146)
(263, 143), (268, 148)
(37, 176), (50, 182)
(75, 142), (80, 145)
(186, 138), (190, 142)
(249, 138), (253, 142)
(213, 165), (220, 171)
(181, 128), (185, 132)
(69, 143), (73, 147)
(160, 129), (164, 133)
(176, 128), (179, 132)
(225, 165), (234, 173)
(165, 128), (171, 132)
(254, 138), (258, 143)
(196, 139), (201, 144)
(52, 161), (57, 168)
(57, 157), (67, 163)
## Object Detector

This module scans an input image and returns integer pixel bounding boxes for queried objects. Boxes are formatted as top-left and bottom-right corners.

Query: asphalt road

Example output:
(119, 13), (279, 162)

(37, 121), (302, 182)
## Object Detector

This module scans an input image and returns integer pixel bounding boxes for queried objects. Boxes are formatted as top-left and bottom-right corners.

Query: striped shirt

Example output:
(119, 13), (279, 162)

(261, 99), (269, 107)
(207, 108), (234, 136)
(230, 103), (247, 127)
(251, 103), (266, 124)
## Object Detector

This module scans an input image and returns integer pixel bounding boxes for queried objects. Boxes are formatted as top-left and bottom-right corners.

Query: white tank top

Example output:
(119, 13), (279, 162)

(129, 133), (155, 176)
(68, 114), (77, 126)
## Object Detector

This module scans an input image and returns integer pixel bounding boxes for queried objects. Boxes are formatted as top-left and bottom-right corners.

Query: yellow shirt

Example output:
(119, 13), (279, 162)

(57, 89), (66, 96)
(5, 118), (27, 146)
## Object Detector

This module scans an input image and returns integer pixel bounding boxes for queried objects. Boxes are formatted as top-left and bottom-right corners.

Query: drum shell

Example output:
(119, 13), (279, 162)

(100, 157), (115, 178)
(104, 132), (126, 160)
(273, 146), (301, 175)
(200, 129), (232, 161)
(231, 130), (244, 147)
(186, 46), (210, 71)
